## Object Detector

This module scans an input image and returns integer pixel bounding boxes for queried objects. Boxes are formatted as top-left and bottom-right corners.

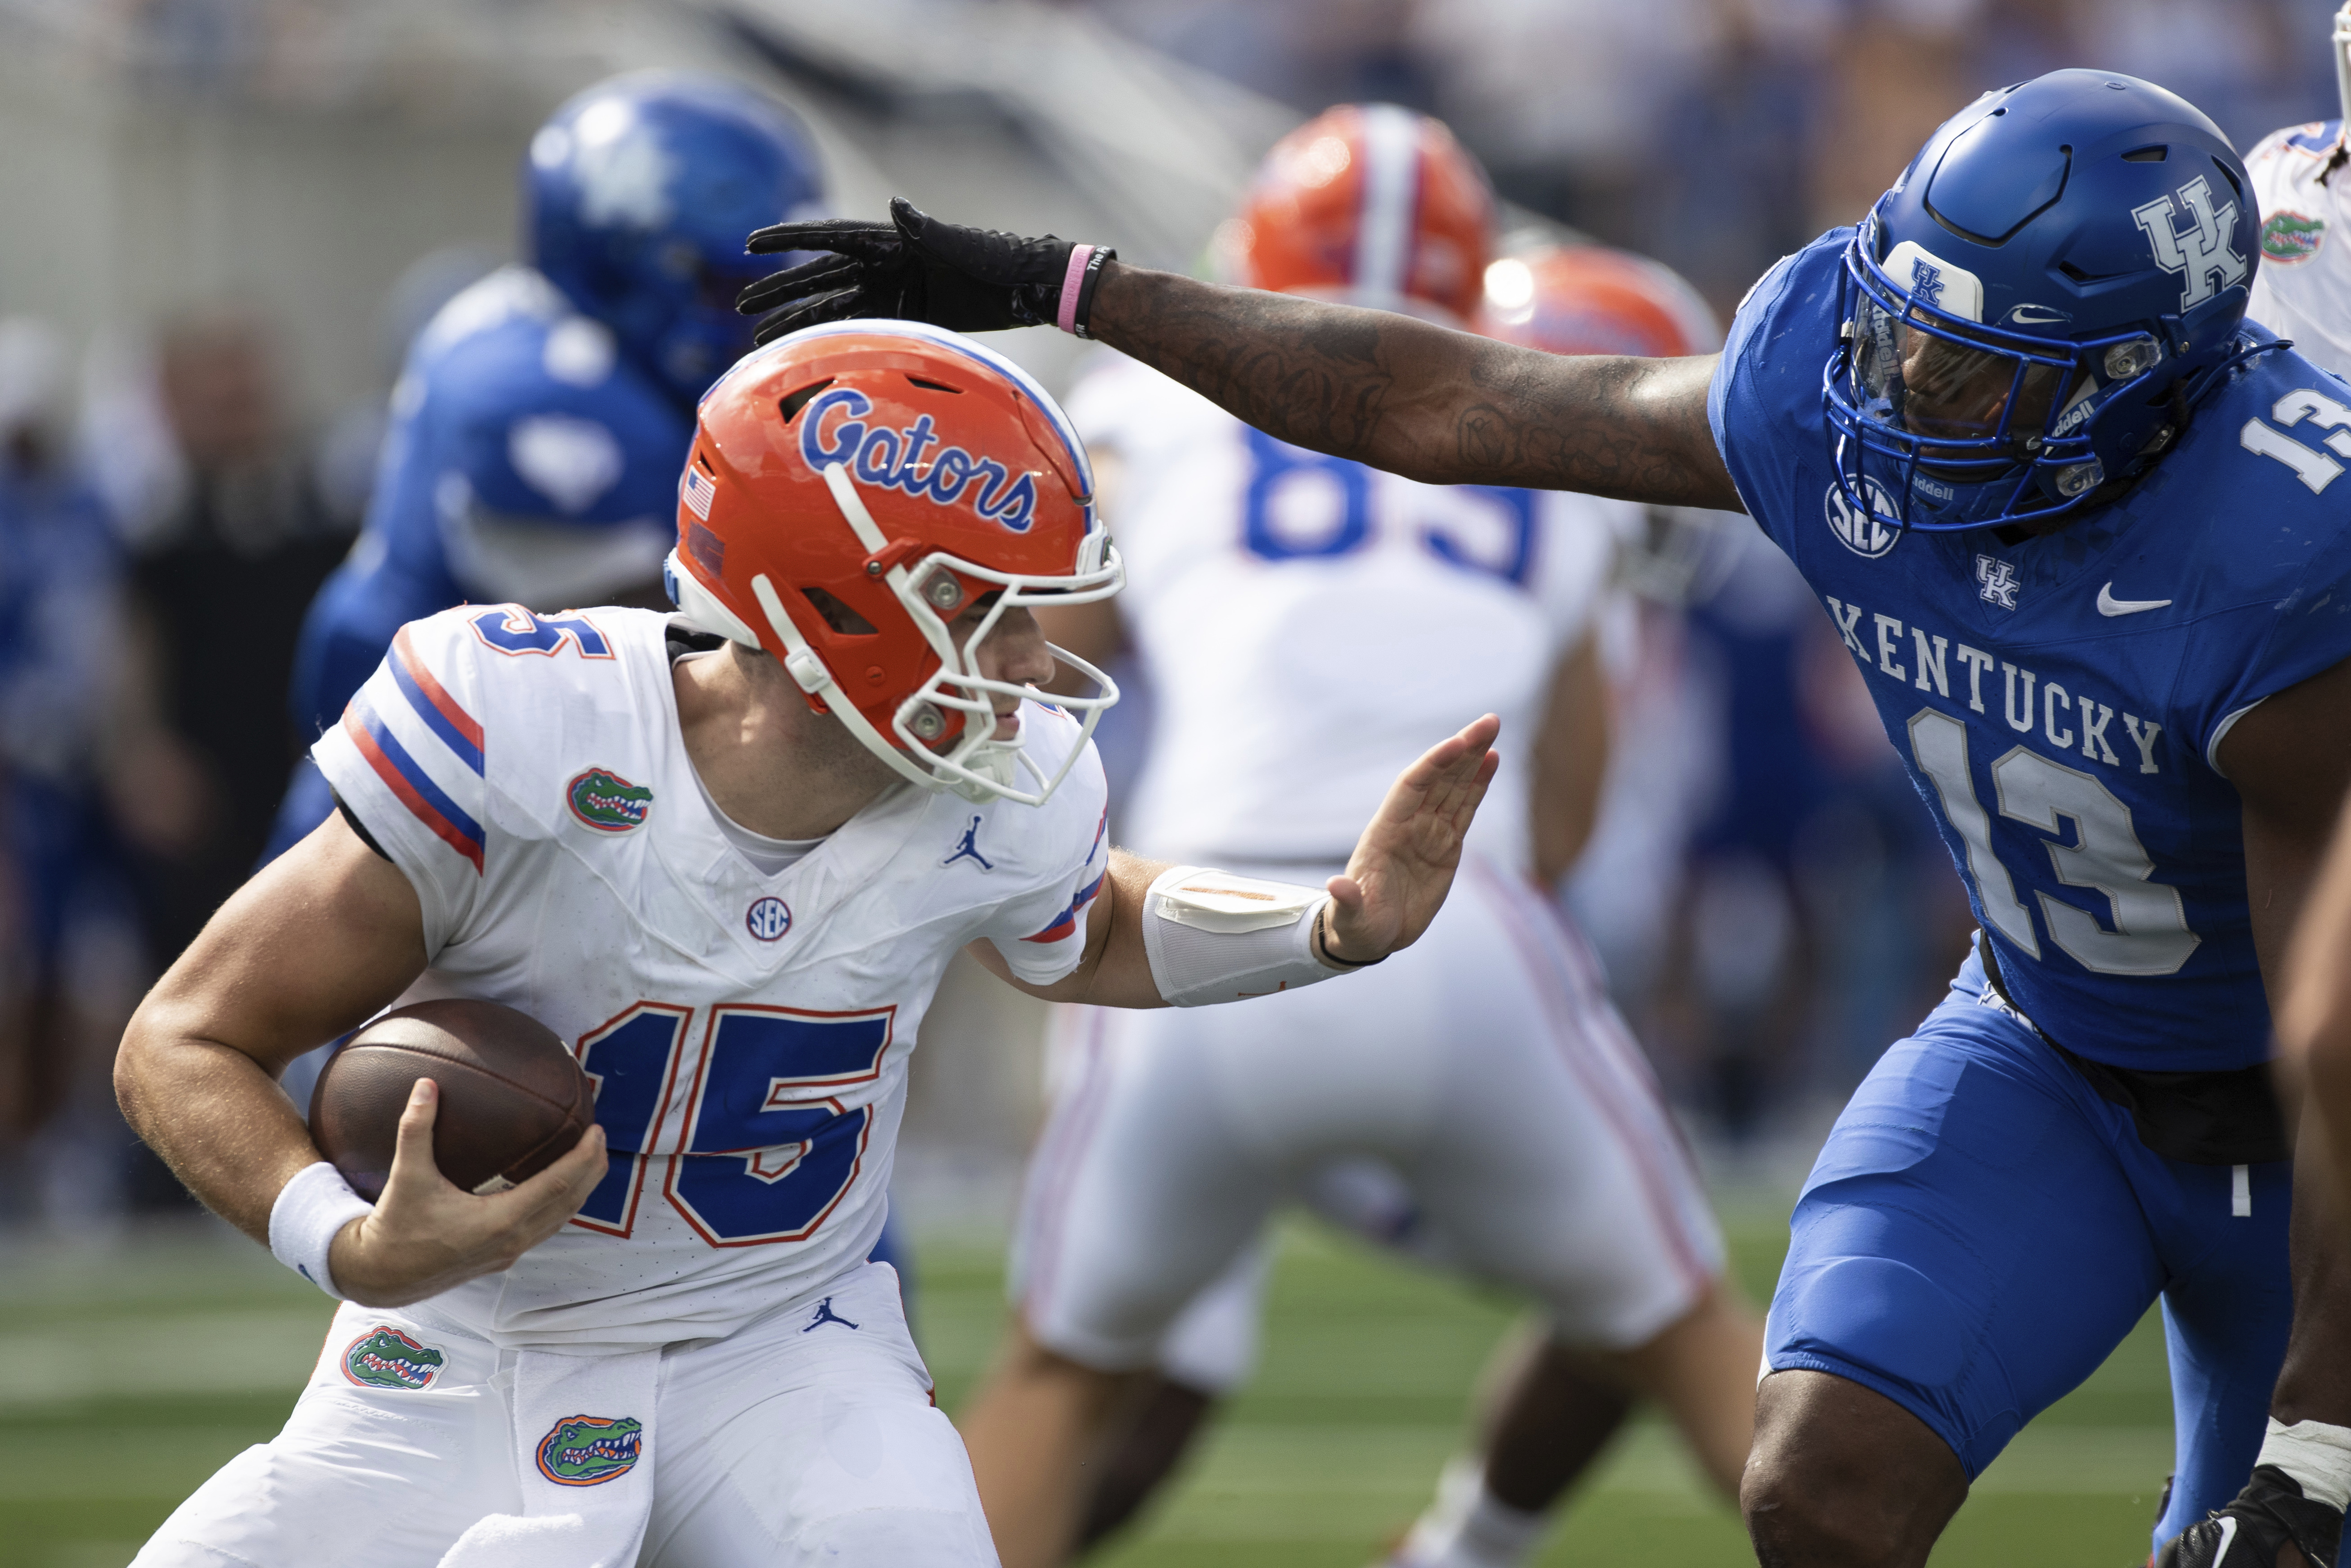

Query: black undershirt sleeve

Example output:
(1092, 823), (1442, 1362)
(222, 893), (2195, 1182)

(330, 789), (393, 863)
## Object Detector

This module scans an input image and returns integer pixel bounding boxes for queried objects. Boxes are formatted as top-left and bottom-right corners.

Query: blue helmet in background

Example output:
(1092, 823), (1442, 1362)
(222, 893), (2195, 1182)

(527, 71), (824, 406)
(1824, 70), (2257, 534)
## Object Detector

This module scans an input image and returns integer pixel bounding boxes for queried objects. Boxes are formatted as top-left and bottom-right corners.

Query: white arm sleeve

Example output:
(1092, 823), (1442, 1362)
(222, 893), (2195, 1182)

(1139, 866), (1362, 1007)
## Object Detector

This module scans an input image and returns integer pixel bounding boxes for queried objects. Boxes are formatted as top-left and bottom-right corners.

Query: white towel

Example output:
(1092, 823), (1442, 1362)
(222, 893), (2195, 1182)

(437, 1345), (662, 1568)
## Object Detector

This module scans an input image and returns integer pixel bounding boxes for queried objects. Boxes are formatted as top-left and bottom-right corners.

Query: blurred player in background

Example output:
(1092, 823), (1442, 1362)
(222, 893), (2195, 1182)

(265, 70), (825, 857)
(118, 318), (1502, 1568)
(0, 319), (179, 1221)
(2242, 4), (2351, 378)
(747, 64), (2351, 1568)
(953, 110), (1759, 1568)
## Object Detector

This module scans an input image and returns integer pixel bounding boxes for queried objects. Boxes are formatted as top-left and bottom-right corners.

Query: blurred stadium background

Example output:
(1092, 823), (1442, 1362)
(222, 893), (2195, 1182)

(0, 1), (2335, 1564)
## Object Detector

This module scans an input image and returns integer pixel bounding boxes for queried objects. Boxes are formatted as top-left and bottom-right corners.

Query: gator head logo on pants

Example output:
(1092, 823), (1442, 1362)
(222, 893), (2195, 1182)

(536, 1414), (645, 1485)
(341, 1327), (445, 1391)
(567, 767), (653, 833)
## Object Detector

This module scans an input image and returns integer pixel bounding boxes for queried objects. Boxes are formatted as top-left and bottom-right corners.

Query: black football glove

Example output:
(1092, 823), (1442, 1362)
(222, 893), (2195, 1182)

(735, 197), (1114, 345)
(2155, 1467), (2341, 1568)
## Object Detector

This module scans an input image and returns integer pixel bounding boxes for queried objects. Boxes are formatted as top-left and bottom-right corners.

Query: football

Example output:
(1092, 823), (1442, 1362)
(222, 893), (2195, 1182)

(308, 998), (596, 1202)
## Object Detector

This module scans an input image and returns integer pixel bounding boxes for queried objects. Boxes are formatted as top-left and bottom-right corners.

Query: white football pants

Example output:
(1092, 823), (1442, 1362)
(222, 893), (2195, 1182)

(1014, 858), (1725, 1391)
(132, 1262), (997, 1568)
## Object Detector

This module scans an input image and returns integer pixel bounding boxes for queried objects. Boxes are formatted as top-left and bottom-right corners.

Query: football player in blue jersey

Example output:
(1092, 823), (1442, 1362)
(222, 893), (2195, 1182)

(743, 69), (2351, 1568)
(266, 70), (826, 860)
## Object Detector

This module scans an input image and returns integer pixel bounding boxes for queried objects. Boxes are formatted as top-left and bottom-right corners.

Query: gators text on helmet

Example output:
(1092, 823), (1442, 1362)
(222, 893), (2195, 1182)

(665, 321), (1122, 806)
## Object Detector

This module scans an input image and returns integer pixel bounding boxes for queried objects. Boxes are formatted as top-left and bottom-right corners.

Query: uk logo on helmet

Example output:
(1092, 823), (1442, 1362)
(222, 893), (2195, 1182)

(1908, 256), (1947, 310)
(800, 387), (1039, 531)
(2130, 175), (2248, 311)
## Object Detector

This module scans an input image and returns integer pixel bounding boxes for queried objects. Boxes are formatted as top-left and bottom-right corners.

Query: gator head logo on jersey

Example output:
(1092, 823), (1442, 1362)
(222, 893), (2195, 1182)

(2261, 210), (2326, 265)
(341, 1327), (445, 1391)
(536, 1414), (644, 1485)
(567, 767), (652, 832)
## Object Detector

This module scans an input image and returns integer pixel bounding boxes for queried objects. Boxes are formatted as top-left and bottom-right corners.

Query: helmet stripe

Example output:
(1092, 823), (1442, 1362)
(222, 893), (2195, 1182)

(1355, 105), (1422, 301)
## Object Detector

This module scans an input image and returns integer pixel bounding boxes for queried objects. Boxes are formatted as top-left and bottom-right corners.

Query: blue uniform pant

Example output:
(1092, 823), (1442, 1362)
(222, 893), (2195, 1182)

(1766, 951), (2290, 1551)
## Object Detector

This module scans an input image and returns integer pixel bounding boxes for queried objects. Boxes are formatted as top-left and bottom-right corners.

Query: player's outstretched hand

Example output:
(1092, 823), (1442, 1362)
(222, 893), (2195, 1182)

(328, 1079), (605, 1308)
(1321, 715), (1502, 966)
(736, 198), (1094, 344)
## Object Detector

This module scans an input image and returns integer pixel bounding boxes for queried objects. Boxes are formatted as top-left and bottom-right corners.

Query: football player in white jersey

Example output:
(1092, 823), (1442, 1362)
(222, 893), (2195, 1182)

(952, 109), (1761, 1568)
(112, 321), (1500, 1568)
(2245, 4), (2351, 377)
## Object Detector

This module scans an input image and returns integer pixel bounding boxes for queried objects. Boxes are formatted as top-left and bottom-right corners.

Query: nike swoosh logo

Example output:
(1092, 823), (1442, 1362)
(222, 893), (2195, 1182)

(2213, 1516), (2239, 1561)
(2097, 583), (2172, 617)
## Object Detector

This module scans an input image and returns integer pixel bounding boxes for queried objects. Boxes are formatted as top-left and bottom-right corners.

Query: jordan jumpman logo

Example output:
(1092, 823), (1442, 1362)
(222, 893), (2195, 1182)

(802, 1297), (860, 1333)
(942, 814), (994, 872)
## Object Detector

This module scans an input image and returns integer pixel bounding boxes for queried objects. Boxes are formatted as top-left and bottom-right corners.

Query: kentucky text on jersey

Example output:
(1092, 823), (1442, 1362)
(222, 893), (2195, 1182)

(1712, 230), (2351, 1074)
(1820, 597), (2166, 775)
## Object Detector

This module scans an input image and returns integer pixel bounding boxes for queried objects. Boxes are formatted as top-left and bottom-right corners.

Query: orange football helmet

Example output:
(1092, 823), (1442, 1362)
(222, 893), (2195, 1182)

(665, 320), (1121, 806)
(1476, 244), (1721, 359)
(1214, 104), (1496, 323)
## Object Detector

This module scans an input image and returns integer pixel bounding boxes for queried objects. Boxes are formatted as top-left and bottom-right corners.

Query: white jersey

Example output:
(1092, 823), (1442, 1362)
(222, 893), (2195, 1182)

(2248, 120), (2351, 377)
(1067, 356), (1631, 873)
(315, 605), (1108, 1349)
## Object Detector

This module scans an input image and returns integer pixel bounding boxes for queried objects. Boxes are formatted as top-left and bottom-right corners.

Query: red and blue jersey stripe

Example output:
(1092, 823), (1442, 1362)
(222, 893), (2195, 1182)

(342, 664), (487, 875)
(388, 625), (485, 775)
(1022, 808), (1109, 945)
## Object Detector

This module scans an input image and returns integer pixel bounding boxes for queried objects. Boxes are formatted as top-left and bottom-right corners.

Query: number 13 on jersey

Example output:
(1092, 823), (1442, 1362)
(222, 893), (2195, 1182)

(1909, 708), (2200, 978)
(571, 1001), (894, 1246)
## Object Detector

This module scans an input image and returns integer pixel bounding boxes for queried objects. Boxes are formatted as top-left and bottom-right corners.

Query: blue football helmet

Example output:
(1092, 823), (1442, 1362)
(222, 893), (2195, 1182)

(527, 71), (824, 406)
(1823, 69), (2259, 534)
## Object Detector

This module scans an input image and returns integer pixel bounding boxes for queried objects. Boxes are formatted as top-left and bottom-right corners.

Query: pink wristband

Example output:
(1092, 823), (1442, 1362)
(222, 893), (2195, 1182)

(1056, 245), (1096, 335)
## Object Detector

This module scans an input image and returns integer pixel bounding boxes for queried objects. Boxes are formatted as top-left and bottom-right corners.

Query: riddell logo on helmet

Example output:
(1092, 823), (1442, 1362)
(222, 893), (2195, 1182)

(799, 387), (1039, 532)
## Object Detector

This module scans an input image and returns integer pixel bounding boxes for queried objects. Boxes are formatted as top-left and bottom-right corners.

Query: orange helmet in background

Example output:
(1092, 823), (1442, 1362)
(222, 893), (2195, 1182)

(667, 320), (1121, 806)
(1477, 244), (1721, 359)
(1214, 104), (1496, 323)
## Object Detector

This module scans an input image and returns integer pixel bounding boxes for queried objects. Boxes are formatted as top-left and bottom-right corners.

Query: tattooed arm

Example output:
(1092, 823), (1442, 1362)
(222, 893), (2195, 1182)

(737, 202), (1740, 511)
(1087, 263), (1742, 511)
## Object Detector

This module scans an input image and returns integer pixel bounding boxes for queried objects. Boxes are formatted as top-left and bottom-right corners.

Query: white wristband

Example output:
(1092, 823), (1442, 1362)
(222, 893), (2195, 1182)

(2259, 1417), (2351, 1511)
(268, 1161), (373, 1300)
(1139, 865), (1357, 1007)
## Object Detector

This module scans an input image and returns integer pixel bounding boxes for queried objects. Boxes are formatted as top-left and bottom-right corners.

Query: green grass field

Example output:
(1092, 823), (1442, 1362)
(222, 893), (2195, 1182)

(0, 1200), (2175, 1567)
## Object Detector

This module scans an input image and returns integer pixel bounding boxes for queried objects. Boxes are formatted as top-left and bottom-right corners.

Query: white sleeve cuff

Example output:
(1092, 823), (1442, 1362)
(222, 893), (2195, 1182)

(268, 1161), (374, 1300)
(1138, 865), (1349, 1007)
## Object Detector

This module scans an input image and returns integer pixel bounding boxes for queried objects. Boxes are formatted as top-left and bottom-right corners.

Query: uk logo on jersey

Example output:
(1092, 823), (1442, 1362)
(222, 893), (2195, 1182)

(2131, 175), (2248, 311)
(1825, 476), (1901, 559)
(1975, 554), (2020, 610)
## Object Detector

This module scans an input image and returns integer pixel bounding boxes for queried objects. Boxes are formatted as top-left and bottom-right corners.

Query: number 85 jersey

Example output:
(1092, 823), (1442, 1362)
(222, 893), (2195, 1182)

(1712, 230), (2351, 1073)
(314, 605), (1109, 1347)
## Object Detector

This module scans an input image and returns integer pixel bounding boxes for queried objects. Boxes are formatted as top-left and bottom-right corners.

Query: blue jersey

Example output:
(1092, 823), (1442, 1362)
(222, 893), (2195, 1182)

(289, 266), (689, 743)
(1711, 230), (2351, 1073)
